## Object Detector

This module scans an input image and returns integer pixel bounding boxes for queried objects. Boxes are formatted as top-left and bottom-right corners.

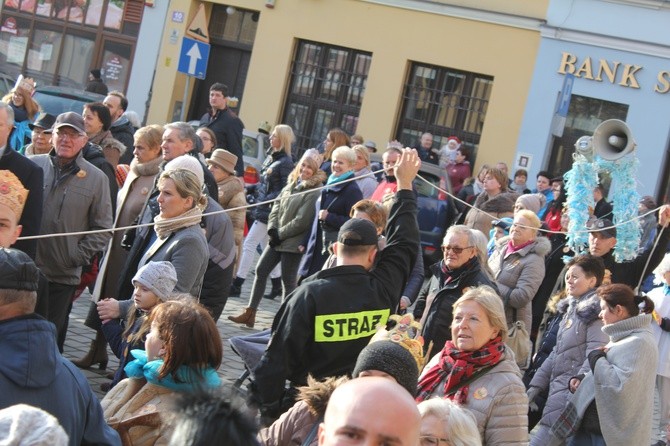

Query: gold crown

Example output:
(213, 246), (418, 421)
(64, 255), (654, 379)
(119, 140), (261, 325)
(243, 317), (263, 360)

(373, 313), (426, 371)
(0, 170), (28, 220)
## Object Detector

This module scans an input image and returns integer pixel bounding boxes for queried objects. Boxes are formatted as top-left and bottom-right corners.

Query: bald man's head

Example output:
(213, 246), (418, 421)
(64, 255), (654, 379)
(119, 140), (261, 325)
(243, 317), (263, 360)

(318, 376), (421, 446)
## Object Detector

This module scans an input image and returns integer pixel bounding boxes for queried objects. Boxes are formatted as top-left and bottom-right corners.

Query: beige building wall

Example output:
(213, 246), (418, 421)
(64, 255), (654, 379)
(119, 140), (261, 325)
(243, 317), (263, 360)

(149, 0), (546, 168)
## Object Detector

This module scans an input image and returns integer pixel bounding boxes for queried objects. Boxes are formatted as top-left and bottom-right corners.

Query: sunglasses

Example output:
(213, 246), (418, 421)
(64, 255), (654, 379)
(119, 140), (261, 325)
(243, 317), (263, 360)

(441, 245), (473, 254)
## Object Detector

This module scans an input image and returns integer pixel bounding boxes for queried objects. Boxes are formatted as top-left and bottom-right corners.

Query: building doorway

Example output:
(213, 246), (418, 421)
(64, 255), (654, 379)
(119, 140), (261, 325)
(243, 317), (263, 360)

(187, 5), (257, 122)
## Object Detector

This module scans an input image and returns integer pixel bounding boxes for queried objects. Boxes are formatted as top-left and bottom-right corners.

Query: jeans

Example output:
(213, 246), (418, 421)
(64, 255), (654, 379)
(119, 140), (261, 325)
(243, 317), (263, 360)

(568, 432), (606, 446)
(247, 245), (303, 309)
(236, 221), (280, 280)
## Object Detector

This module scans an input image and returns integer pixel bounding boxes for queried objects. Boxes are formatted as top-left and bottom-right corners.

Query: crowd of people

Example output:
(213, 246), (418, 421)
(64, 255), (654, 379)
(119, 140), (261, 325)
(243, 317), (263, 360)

(1, 77), (670, 446)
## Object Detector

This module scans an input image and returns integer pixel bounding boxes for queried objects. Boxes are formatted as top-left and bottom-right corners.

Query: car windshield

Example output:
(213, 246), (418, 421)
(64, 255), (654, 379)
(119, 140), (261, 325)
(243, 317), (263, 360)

(33, 91), (98, 115)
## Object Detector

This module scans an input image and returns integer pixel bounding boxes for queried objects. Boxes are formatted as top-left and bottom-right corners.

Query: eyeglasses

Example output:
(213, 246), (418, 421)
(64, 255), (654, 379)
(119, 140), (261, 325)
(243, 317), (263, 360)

(420, 436), (450, 446)
(54, 131), (83, 140)
(441, 245), (473, 254)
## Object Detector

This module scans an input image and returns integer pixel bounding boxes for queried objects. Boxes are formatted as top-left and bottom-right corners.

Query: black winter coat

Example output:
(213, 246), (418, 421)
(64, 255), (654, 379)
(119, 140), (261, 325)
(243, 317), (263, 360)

(110, 118), (136, 165)
(414, 257), (497, 354)
(251, 150), (294, 224)
(83, 142), (118, 210)
(2, 146), (43, 259)
(200, 108), (244, 175)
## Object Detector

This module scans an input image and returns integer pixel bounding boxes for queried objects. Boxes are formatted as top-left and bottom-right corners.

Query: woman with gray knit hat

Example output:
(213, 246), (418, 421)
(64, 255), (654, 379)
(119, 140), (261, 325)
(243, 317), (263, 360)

(258, 337), (421, 445)
(100, 261), (178, 392)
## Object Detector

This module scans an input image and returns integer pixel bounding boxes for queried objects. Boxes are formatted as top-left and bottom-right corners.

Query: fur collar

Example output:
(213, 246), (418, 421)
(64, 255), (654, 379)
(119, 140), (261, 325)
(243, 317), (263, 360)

(557, 289), (601, 323)
(299, 375), (348, 417)
(295, 170), (327, 191)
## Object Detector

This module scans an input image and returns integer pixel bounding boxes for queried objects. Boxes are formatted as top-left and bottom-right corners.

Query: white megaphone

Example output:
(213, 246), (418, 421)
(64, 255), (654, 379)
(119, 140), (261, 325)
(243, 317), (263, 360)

(592, 119), (636, 161)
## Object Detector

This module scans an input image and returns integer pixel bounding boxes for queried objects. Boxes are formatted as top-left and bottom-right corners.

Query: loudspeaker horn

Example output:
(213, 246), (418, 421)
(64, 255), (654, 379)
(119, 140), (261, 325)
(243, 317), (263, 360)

(592, 119), (636, 161)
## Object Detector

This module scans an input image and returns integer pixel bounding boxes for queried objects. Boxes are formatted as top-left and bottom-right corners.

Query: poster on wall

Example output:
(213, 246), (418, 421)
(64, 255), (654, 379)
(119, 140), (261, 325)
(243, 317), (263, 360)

(7, 37), (28, 64)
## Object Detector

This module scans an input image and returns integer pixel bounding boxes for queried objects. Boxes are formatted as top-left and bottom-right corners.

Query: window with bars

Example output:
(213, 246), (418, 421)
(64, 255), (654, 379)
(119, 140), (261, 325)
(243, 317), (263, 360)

(396, 62), (493, 164)
(282, 40), (372, 153)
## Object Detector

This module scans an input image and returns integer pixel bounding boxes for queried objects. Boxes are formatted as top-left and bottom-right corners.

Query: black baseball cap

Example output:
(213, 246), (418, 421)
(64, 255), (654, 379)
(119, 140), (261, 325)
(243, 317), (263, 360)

(588, 218), (617, 239)
(338, 218), (378, 246)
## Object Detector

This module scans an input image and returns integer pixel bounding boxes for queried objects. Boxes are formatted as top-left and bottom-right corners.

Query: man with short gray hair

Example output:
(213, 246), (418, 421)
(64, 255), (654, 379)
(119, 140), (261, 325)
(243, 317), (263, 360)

(31, 111), (113, 352)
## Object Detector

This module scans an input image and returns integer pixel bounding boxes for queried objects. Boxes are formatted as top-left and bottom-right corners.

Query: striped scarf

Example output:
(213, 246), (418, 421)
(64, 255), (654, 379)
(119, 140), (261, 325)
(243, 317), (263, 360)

(416, 336), (504, 404)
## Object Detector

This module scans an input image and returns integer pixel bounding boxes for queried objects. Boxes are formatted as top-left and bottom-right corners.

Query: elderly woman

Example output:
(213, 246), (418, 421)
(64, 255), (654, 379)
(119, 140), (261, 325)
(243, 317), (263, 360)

(207, 149), (246, 272)
(102, 300), (222, 444)
(418, 398), (482, 446)
(298, 145), (363, 279)
(488, 210), (549, 368)
(352, 144), (377, 198)
(229, 124), (294, 297)
(549, 284), (658, 446)
(465, 167), (518, 235)
(83, 102), (126, 169)
(416, 286), (528, 445)
(2, 78), (39, 149)
(527, 255), (607, 445)
(74, 125), (165, 370)
(229, 154), (326, 328)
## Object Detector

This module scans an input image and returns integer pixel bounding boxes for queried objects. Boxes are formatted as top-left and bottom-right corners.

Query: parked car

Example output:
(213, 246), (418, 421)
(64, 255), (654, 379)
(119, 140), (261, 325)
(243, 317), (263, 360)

(0, 72), (14, 98)
(32, 86), (105, 116)
(188, 120), (270, 187)
(370, 153), (457, 268)
(241, 128), (270, 186)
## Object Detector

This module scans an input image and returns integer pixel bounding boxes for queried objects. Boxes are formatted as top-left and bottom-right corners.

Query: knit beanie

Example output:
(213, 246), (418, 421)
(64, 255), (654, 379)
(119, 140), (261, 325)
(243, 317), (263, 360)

(0, 404), (69, 445)
(353, 340), (419, 396)
(132, 261), (178, 301)
(164, 155), (205, 189)
(516, 193), (546, 215)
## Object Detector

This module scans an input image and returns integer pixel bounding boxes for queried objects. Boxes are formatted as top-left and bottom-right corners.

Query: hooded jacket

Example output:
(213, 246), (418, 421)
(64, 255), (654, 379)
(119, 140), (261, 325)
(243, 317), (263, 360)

(111, 116), (137, 165)
(489, 235), (551, 331)
(268, 170), (326, 254)
(528, 291), (608, 445)
(0, 314), (120, 446)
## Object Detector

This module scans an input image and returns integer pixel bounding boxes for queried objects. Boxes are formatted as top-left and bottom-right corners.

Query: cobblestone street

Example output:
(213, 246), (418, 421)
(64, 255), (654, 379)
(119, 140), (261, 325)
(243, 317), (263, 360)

(62, 265), (281, 400)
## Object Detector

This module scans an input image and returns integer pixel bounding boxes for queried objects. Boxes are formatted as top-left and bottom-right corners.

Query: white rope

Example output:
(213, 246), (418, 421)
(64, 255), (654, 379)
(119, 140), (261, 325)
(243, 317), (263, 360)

(17, 165), (665, 241)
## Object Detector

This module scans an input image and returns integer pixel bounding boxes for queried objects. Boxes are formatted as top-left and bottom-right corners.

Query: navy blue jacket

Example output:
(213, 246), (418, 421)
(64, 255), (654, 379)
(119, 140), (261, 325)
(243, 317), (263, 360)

(0, 314), (120, 445)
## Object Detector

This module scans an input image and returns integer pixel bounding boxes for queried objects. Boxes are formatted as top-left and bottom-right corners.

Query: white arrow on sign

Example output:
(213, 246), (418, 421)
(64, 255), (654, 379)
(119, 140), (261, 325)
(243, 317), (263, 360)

(186, 43), (202, 75)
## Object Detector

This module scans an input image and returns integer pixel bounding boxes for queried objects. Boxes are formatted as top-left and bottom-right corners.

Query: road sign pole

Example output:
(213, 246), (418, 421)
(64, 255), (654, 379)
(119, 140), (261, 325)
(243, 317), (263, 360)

(180, 75), (190, 122)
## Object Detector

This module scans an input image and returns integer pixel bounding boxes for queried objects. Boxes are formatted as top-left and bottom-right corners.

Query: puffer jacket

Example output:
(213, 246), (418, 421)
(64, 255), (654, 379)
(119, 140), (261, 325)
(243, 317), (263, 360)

(269, 170), (326, 254)
(529, 290), (608, 446)
(252, 150), (294, 224)
(420, 347), (529, 445)
(465, 191), (519, 235)
(488, 235), (550, 331)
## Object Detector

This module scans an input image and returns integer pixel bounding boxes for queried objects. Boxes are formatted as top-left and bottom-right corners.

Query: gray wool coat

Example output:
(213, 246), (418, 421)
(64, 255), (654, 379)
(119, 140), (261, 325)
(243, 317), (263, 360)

(529, 290), (608, 446)
(488, 235), (551, 330)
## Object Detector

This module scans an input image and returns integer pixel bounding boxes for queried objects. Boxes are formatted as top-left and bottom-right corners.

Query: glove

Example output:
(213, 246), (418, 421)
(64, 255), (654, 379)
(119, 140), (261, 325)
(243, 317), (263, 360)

(588, 348), (607, 372)
(268, 228), (280, 247)
(527, 387), (541, 412)
(660, 317), (670, 332)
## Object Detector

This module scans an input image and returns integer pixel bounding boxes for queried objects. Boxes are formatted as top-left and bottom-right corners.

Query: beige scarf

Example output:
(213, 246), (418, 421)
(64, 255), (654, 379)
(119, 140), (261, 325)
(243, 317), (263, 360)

(153, 206), (203, 239)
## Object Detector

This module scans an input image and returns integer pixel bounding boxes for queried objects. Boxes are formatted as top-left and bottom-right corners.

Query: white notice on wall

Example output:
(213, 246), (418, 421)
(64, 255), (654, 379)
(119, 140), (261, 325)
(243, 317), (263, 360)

(40, 43), (53, 61)
(7, 37), (28, 64)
